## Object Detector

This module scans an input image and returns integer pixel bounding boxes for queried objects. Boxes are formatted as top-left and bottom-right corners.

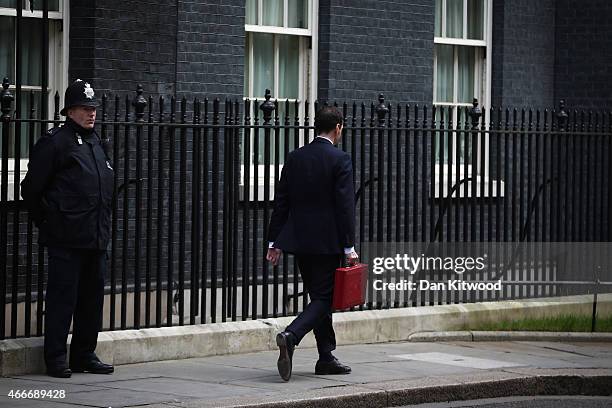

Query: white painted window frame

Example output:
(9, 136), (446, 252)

(0, 0), (69, 201)
(432, 0), (502, 198)
(243, 0), (318, 201)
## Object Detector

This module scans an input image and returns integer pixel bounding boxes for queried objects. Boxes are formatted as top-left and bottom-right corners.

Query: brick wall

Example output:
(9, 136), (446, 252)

(69, 0), (245, 100)
(176, 0), (245, 99)
(318, 0), (434, 105)
(554, 0), (612, 110)
(70, 0), (178, 98)
(491, 0), (556, 109)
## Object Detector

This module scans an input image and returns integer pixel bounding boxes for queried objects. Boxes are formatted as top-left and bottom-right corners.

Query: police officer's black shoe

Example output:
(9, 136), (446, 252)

(70, 357), (114, 374)
(276, 331), (295, 381)
(315, 357), (351, 375)
(46, 365), (72, 378)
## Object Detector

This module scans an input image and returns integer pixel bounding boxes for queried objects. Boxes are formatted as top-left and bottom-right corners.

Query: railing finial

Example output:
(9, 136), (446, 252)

(375, 93), (389, 125)
(1, 77), (14, 123)
(469, 98), (482, 128)
(260, 88), (275, 124)
(557, 99), (568, 131)
(133, 84), (147, 122)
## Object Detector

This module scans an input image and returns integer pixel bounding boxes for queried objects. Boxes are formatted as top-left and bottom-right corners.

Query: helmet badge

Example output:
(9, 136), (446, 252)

(84, 83), (95, 99)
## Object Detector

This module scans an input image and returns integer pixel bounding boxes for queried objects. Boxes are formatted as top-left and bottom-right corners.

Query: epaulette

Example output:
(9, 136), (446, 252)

(45, 126), (64, 138)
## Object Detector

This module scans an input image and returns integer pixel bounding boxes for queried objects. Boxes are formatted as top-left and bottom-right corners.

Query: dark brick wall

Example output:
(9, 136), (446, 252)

(554, 0), (612, 110)
(318, 0), (434, 105)
(68, 0), (96, 83)
(69, 0), (178, 98)
(69, 0), (245, 100)
(176, 0), (245, 99)
(491, 0), (556, 109)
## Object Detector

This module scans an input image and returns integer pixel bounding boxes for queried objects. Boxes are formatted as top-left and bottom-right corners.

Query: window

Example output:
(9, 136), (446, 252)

(433, 0), (499, 197)
(243, 0), (317, 200)
(0, 0), (67, 199)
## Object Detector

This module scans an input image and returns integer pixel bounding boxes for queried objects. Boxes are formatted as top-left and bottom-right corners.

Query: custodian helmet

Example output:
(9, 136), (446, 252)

(60, 79), (99, 116)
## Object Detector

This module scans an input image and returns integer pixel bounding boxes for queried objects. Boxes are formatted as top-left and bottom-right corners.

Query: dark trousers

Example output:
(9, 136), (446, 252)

(44, 246), (106, 368)
(286, 254), (341, 356)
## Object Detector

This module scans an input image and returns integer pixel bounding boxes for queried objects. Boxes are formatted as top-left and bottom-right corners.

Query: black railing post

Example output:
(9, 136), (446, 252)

(110, 94), (120, 330)
(221, 100), (229, 322)
(191, 97), (201, 325)
(556, 100), (568, 243)
(0, 78), (14, 340)
(132, 85), (147, 329)
(27, 91), (37, 336)
(178, 96), (187, 325)
(242, 98), (251, 320)
(469, 98), (482, 241)
(156, 96), (165, 327)
(210, 98), (219, 323)
(375, 94), (388, 246)
(121, 95), (131, 329)
(260, 89), (275, 319)
(145, 94), (154, 328)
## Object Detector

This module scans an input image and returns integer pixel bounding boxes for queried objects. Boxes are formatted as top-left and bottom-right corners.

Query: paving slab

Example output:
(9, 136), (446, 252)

(0, 340), (610, 408)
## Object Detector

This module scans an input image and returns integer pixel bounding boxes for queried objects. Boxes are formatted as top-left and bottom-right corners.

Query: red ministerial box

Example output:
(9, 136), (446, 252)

(332, 263), (368, 311)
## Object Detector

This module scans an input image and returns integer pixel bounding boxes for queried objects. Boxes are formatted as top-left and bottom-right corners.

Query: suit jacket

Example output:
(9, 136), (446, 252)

(267, 137), (356, 255)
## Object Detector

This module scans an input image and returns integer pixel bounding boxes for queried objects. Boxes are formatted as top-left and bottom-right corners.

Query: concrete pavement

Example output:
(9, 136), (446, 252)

(0, 340), (610, 408)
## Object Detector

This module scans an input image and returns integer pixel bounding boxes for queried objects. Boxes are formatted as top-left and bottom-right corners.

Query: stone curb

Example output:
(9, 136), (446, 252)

(408, 330), (612, 342)
(1, 293), (610, 376)
(141, 370), (612, 408)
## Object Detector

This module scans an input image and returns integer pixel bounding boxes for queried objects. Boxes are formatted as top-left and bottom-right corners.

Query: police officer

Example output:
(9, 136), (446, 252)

(21, 79), (114, 378)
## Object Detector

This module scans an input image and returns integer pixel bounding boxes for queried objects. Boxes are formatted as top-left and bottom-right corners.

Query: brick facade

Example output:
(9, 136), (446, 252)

(318, 0), (434, 106)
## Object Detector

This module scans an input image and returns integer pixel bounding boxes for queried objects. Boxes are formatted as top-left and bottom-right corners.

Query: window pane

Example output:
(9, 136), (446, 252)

(467, 0), (484, 40)
(262, 0), (283, 27)
(252, 32), (274, 97)
(435, 107), (451, 164)
(457, 46), (475, 103)
(0, 90), (40, 159)
(435, 44), (453, 103)
(434, 0), (442, 37)
(0, 1), (16, 8)
(246, 0), (257, 24)
(446, 0), (463, 38)
(275, 102), (296, 163)
(24, 0), (60, 12)
(288, 0), (308, 28)
(279, 35), (299, 99)
(0, 16), (15, 80)
(20, 17), (43, 86)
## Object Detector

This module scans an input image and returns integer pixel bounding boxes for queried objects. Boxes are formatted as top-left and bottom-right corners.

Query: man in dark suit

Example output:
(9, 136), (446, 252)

(266, 106), (358, 381)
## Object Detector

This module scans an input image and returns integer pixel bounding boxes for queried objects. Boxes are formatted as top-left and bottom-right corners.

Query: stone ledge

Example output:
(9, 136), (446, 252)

(1, 293), (610, 376)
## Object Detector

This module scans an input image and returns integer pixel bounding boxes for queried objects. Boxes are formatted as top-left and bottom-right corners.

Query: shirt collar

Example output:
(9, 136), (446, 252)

(315, 135), (334, 144)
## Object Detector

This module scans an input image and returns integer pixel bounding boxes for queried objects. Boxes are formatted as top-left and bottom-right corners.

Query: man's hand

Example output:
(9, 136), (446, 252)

(266, 248), (282, 266)
(345, 250), (359, 266)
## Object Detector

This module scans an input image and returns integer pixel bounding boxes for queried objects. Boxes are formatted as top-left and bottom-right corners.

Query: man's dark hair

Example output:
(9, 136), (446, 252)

(315, 106), (343, 135)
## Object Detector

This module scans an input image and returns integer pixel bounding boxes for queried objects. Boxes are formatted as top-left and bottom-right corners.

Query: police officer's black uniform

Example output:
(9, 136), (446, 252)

(21, 80), (114, 378)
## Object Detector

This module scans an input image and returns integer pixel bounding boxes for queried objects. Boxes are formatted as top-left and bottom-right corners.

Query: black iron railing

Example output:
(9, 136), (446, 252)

(1, 79), (611, 339)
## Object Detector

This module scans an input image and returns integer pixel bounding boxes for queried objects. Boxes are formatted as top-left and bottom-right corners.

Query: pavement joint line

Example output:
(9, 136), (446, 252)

(0, 396), (101, 408)
(539, 345), (596, 357)
(84, 375), (277, 394)
(431, 341), (592, 363)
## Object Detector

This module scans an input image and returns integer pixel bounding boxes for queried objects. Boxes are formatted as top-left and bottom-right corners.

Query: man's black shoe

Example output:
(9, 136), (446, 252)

(46, 366), (72, 378)
(315, 358), (351, 375)
(70, 358), (114, 374)
(276, 331), (295, 381)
